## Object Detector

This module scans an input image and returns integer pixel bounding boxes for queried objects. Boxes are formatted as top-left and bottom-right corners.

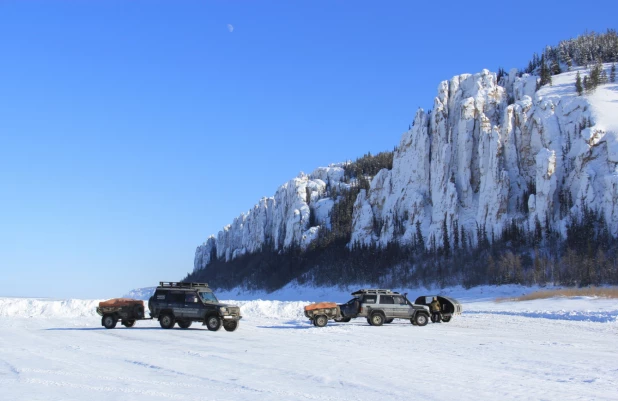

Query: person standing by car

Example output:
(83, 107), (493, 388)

(430, 297), (441, 323)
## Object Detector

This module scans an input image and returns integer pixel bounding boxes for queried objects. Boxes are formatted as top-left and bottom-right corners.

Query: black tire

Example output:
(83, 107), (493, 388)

(133, 305), (145, 319)
(369, 313), (384, 326)
(414, 313), (429, 327)
(102, 314), (117, 329)
(159, 314), (175, 329)
(206, 315), (222, 331)
(122, 320), (136, 328)
(441, 315), (452, 323)
(223, 320), (239, 332)
(314, 315), (328, 327)
(177, 321), (192, 329)
(385, 318), (394, 324)
(410, 319), (417, 325)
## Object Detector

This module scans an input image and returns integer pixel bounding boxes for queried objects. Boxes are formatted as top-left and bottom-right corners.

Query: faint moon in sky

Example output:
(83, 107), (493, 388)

(227, 24), (234, 33)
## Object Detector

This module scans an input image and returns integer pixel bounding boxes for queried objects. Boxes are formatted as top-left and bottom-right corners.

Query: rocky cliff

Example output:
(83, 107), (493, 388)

(195, 65), (618, 272)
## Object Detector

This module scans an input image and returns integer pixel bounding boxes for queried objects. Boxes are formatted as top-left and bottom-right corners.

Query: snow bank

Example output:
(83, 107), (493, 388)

(0, 297), (310, 320)
(0, 298), (101, 318)
(228, 300), (310, 320)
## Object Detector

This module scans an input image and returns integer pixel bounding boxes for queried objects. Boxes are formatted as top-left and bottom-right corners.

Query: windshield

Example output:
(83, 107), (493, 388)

(199, 291), (218, 303)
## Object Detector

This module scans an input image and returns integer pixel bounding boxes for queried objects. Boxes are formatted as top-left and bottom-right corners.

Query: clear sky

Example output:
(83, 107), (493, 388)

(1, 0), (616, 298)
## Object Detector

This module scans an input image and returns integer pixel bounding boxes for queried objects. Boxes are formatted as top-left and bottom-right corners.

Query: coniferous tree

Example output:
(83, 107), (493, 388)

(611, 63), (616, 83)
(415, 221), (424, 252)
(575, 71), (583, 95)
(583, 76), (590, 92)
(600, 68), (608, 85)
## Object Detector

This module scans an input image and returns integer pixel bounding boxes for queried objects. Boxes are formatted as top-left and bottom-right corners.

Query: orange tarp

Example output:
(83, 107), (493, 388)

(304, 302), (337, 312)
(99, 298), (144, 308)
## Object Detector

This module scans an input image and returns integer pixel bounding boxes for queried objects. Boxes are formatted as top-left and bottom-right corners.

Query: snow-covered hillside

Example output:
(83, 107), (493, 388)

(1, 294), (616, 401)
(195, 65), (618, 271)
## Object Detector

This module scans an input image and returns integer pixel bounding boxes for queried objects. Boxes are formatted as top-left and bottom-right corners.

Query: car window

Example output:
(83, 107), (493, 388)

(380, 295), (394, 304)
(199, 291), (218, 303)
(168, 291), (185, 303)
(362, 295), (376, 304)
(185, 293), (198, 303)
(347, 298), (359, 304)
(393, 296), (405, 304)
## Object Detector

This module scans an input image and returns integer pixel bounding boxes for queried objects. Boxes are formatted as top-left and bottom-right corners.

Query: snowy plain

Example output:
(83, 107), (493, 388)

(1, 287), (617, 401)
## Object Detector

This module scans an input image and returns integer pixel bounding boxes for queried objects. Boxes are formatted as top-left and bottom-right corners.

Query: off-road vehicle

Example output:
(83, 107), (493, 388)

(148, 282), (241, 332)
(339, 289), (431, 326)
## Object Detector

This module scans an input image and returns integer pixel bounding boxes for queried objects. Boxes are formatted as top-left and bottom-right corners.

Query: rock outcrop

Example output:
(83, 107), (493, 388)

(195, 65), (618, 272)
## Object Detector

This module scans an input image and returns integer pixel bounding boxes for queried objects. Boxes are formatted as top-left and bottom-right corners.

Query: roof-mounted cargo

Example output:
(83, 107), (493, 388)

(158, 282), (209, 288)
(351, 289), (398, 296)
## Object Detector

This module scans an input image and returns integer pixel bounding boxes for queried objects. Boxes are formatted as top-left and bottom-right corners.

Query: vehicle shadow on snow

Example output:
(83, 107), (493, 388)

(44, 327), (178, 331)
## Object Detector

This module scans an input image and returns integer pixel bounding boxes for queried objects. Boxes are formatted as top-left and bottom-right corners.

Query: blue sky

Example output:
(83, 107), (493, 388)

(1, 0), (616, 298)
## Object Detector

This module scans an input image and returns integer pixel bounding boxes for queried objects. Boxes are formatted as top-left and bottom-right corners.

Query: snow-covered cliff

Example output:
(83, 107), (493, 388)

(351, 65), (618, 247)
(195, 65), (618, 271)
(194, 166), (348, 271)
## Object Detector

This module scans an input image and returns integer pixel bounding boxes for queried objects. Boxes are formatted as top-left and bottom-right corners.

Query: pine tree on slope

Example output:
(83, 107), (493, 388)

(575, 71), (583, 95)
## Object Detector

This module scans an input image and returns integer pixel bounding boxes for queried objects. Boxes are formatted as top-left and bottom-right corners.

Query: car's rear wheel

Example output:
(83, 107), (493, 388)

(441, 315), (452, 323)
(223, 320), (239, 332)
(159, 314), (175, 329)
(122, 320), (136, 328)
(177, 321), (192, 329)
(102, 314), (117, 329)
(414, 313), (429, 327)
(206, 315), (222, 331)
(369, 313), (384, 326)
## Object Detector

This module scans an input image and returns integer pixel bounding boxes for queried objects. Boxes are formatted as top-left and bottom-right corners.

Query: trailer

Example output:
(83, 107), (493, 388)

(96, 298), (149, 329)
(413, 295), (463, 322)
(303, 302), (342, 327)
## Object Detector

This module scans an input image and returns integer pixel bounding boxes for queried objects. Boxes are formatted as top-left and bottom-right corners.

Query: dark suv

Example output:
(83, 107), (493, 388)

(148, 282), (241, 332)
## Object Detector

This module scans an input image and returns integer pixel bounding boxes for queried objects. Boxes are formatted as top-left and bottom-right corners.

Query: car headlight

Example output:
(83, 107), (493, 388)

(219, 307), (228, 314)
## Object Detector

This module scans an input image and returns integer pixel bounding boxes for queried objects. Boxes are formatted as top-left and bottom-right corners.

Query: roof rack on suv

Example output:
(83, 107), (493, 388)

(351, 289), (398, 295)
(159, 282), (209, 288)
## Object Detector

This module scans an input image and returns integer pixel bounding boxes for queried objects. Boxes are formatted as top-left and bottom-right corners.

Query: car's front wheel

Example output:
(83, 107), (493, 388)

(314, 315), (328, 327)
(223, 320), (239, 332)
(206, 315), (222, 331)
(159, 314), (175, 329)
(102, 314), (117, 329)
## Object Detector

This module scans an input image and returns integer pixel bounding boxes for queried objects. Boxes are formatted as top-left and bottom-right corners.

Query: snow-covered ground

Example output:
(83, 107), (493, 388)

(1, 290), (617, 400)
